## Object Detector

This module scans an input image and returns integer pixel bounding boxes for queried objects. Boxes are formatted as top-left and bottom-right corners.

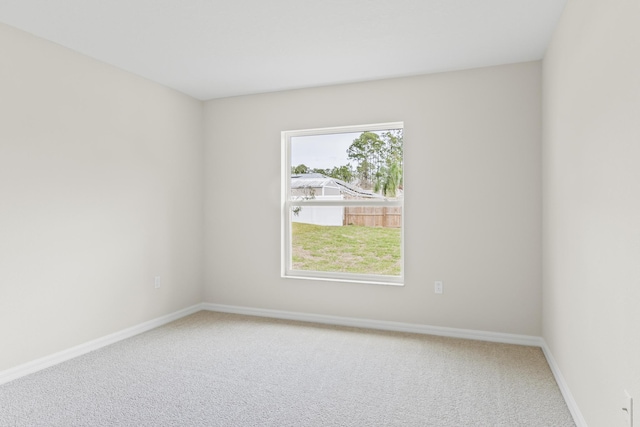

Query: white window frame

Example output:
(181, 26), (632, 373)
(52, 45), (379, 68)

(281, 122), (404, 286)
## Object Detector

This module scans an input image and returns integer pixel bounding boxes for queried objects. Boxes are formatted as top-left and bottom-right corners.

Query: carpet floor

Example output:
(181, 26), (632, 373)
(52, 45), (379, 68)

(0, 311), (575, 426)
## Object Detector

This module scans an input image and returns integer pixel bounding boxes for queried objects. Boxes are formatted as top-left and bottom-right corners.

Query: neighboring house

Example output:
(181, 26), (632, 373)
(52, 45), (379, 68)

(290, 173), (382, 199)
(290, 173), (382, 226)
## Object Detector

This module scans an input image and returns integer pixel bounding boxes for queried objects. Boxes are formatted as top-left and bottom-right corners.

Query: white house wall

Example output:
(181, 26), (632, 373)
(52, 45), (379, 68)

(292, 196), (344, 227)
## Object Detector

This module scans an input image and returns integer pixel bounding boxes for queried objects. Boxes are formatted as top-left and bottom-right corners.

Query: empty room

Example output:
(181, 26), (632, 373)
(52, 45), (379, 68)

(0, 0), (638, 426)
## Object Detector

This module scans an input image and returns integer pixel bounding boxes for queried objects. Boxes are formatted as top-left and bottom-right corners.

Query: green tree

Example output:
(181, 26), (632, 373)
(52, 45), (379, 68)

(382, 161), (402, 197)
(311, 168), (329, 176)
(347, 131), (384, 189)
(329, 165), (354, 183)
(346, 130), (403, 196)
(291, 164), (310, 174)
(381, 130), (403, 196)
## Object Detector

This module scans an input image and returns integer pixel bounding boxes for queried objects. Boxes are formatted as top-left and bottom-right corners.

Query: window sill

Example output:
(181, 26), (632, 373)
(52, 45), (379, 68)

(283, 272), (404, 287)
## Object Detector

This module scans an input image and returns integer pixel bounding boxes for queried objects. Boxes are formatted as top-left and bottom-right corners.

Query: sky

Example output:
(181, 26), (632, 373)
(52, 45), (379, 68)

(290, 132), (360, 170)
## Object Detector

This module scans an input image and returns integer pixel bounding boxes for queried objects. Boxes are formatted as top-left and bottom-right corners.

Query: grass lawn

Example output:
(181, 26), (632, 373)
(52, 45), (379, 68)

(291, 222), (401, 276)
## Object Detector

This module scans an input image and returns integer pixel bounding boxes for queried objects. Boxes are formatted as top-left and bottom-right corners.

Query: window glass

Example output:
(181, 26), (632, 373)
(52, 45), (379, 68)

(282, 123), (404, 285)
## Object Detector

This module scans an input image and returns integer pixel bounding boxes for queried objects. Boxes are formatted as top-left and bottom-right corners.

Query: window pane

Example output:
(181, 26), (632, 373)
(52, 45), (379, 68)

(290, 207), (402, 276)
(290, 129), (403, 201)
(284, 123), (403, 283)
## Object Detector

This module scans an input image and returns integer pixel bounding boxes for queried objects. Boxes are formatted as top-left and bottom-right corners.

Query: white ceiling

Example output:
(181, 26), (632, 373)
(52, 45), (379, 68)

(0, 0), (566, 101)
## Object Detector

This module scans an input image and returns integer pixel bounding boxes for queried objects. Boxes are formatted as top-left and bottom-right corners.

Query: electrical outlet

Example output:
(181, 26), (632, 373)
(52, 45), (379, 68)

(154, 276), (161, 289)
(623, 390), (633, 426)
(434, 281), (443, 294)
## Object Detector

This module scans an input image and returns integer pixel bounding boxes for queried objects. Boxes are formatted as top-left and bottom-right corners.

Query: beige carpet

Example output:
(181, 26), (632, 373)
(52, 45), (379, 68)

(0, 311), (575, 426)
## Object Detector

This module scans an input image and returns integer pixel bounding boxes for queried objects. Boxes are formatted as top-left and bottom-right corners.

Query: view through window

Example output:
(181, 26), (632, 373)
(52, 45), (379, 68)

(282, 122), (404, 285)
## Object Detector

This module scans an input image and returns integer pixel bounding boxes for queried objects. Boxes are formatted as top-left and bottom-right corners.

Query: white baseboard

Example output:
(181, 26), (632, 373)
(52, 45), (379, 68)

(202, 303), (543, 347)
(540, 340), (588, 427)
(0, 303), (204, 386)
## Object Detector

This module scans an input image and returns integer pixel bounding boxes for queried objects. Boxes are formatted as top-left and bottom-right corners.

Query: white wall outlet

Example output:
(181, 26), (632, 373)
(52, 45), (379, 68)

(623, 390), (633, 426)
(434, 281), (443, 294)
(154, 276), (161, 289)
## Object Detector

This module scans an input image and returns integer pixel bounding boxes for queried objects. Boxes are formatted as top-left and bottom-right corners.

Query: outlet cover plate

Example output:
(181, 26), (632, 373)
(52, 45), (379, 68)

(434, 281), (443, 294)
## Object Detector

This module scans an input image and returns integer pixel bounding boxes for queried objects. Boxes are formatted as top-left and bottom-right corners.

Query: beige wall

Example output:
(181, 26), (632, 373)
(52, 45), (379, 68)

(543, 0), (640, 425)
(0, 23), (204, 371)
(204, 62), (542, 335)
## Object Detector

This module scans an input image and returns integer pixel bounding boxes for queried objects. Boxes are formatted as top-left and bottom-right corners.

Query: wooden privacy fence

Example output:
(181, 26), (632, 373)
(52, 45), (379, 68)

(343, 206), (402, 228)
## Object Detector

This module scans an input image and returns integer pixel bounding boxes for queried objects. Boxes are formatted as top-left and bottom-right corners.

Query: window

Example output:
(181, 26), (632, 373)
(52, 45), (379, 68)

(282, 122), (404, 285)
